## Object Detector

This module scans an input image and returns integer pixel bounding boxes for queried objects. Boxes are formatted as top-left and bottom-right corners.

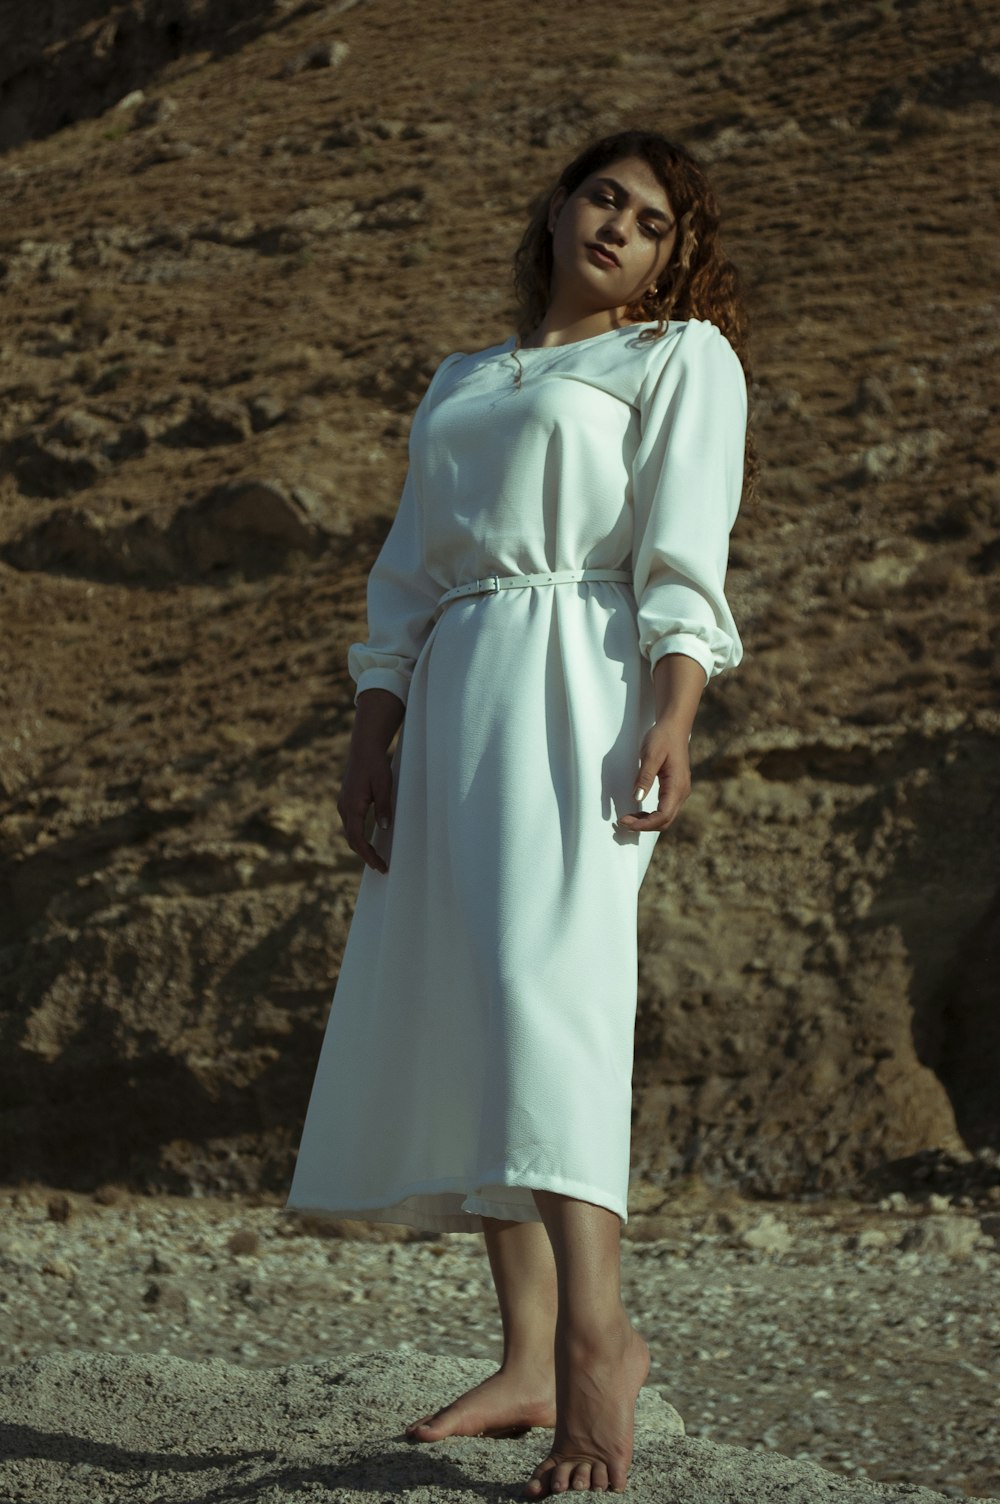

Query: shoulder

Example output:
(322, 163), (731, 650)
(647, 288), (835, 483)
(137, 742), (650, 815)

(638, 317), (745, 407)
(425, 348), (469, 390)
(416, 343), (500, 407)
(641, 316), (740, 371)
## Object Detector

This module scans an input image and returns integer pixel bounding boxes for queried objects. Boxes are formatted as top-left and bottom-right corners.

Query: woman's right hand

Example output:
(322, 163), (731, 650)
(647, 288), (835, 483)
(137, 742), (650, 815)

(337, 688), (405, 874)
(338, 744), (393, 873)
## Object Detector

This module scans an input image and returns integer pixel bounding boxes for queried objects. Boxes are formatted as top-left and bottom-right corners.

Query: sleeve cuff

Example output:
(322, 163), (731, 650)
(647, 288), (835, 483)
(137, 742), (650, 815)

(353, 667), (411, 707)
(647, 633), (717, 684)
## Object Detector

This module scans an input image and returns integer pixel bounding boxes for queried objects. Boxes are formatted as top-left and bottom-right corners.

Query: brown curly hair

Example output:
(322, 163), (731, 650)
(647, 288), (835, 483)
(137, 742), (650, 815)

(512, 129), (760, 512)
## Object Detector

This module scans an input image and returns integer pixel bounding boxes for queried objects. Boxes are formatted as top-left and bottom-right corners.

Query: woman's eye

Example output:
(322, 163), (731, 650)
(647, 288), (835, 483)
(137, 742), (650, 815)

(640, 223), (662, 239)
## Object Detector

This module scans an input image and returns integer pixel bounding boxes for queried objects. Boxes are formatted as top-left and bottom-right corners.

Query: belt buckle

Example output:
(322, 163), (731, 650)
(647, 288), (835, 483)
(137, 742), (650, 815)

(481, 575), (501, 594)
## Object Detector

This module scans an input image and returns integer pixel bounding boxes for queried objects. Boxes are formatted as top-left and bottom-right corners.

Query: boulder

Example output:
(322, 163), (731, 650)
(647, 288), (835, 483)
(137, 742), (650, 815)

(0, 1348), (961, 1503)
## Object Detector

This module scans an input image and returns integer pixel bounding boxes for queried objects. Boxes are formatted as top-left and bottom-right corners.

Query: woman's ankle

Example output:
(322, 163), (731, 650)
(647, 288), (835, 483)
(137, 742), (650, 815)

(499, 1344), (556, 1377)
(557, 1301), (633, 1351)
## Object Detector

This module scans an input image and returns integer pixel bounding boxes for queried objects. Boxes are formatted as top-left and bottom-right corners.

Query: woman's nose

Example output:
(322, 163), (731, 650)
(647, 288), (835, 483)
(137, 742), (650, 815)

(601, 213), (629, 244)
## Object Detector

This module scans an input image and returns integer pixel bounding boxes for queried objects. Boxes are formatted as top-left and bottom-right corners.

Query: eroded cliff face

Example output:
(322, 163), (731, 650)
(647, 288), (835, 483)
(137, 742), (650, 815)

(0, 0), (287, 155)
(1, 0), (997, 1198)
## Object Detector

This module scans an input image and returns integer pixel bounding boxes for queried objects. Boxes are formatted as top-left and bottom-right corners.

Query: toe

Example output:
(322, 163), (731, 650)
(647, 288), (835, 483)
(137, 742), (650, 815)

(551, 1459), (578, 1493)
(525, 1458), (556, 1498)
(570, 1459), (593, 1490)
(607, 1462), (629, 1493)
(591, 1461), (610, 1491)
(405, 1412), (440, 1439)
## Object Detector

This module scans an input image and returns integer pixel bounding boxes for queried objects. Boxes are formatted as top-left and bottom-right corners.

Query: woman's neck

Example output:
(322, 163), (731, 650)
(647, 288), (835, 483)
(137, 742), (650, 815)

(519, 312), (636, 350)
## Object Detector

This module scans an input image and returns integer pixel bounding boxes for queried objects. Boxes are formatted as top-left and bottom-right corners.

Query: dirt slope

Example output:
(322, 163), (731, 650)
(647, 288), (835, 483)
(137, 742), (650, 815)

(0, 0), (998, 1200)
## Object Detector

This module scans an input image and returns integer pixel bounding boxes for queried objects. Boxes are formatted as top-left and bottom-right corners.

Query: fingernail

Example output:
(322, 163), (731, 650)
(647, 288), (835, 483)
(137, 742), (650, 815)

(378, 816), (389, 829)
(634, 786), (646, 801)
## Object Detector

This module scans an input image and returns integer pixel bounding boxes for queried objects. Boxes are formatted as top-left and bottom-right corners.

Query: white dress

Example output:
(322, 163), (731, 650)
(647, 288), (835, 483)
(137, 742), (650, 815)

(285, 316), (747, 1233)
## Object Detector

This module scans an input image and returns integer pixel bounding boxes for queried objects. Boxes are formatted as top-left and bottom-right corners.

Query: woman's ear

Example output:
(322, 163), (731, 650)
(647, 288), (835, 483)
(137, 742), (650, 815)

(547, 185), (568, 234)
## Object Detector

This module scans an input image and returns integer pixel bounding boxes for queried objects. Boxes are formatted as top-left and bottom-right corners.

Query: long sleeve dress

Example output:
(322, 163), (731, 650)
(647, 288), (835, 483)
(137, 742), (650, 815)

(285, 316), (747, 1233)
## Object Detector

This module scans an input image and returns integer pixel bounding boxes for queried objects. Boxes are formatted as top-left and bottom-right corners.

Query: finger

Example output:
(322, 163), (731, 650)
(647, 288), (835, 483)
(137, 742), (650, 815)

(632, 763), (659, 802)
(341, 804), (369, 850)
(618, 785), (689, 831)
(623, 761), (668, 819)
(343, 807), (389, 873)
(653, 784), (684, 826)
(360, 838), (388, 873)
(618, 811), (669, 830)
(357, 807), (389, 872)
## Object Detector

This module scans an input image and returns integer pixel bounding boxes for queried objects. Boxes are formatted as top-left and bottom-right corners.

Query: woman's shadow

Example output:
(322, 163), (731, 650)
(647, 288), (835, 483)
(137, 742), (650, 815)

(0, 1415), (535, 1501)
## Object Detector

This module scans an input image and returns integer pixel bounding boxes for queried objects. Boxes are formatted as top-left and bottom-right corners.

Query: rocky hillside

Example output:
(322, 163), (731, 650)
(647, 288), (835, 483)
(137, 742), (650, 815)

(0, 0), (998, 1200)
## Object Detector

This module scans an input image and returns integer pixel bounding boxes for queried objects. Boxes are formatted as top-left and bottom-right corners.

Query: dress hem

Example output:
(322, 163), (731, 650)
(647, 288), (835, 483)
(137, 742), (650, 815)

(283, 1169), (629, 1234)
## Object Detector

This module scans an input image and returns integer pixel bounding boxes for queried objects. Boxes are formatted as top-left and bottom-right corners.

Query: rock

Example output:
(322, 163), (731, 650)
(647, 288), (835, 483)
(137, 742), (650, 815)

(92, 1184), (123, 1206)
(357, 185), (428, 231)
(164, 393), (253, 448)
(850, 427), (946, 484)
(741, 1212), (794, 1254)
(846, 1227), (890, 1253)
(133, 95), (179, 129)
(0, 1348), (960, 1503)
(46, 409), (109, 447)
(141, 136), (200, 164)
(226, 1228), (259, 1256)
(68, 295), (114, 348)
(6, 426), (110, 498)
(897, 1216), (982, 1258)
(40, 1257), (75, 1280)
(173, 477), (338, 573)
(851, 374), (894, 416)
(280, 39), (349, 77)
(247, 393), (286, 431)
(2, 476), (348, 586)
(979, 1212), (1000, 1247)
(140, 1279), (189, 1315)
(0, 502), (169, 577)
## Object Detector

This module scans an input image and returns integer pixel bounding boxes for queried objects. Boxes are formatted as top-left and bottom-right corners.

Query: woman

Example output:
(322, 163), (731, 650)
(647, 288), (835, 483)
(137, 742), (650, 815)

(286, 128), (757, 1496)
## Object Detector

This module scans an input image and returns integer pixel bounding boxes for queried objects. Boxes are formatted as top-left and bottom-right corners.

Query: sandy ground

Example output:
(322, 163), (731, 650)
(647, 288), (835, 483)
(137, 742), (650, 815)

(1, 1183), (998, 1499)
(0, 1346), (980, 1504)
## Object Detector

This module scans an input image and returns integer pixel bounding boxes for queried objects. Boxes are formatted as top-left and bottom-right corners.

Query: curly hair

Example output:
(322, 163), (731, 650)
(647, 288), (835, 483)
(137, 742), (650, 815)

(512, 129), (760, 512)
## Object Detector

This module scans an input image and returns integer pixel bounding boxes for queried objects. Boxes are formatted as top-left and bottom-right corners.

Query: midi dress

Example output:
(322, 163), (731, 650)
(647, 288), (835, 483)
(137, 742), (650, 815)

(285, 315), (747, 1233)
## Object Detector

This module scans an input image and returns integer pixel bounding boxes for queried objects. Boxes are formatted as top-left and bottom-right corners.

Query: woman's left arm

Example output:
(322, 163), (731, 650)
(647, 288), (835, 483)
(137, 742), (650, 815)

(617, 318), (748, 834)
(616, 650), (705, 832)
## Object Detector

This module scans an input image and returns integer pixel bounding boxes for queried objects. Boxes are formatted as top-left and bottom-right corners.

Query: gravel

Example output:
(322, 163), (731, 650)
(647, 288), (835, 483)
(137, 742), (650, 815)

(1, 1184), (998, 1500)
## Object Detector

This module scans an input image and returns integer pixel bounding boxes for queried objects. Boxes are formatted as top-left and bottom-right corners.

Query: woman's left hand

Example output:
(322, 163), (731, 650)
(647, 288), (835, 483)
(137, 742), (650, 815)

(615, 717), (692, 833)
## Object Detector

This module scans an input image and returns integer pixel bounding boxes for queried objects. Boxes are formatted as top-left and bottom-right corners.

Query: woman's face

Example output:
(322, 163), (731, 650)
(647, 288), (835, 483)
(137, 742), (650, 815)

(547, 155), (678, 313)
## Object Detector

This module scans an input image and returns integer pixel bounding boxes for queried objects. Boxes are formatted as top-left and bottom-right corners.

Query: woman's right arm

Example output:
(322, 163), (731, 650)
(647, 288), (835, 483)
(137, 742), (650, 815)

(338, 688), (405, 874)
(339, 352), (462, 872)
(340, 463), (439, 875)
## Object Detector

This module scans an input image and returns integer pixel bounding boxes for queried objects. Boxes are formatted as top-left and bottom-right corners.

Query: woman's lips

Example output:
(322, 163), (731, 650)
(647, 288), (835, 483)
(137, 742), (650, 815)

(586, 243), (620, 269)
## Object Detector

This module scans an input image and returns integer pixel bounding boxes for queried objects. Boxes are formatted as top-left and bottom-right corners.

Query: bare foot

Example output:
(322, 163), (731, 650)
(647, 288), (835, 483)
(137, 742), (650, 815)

(524, 1310), (650, 1495)
(405, 1364), (557, 1442)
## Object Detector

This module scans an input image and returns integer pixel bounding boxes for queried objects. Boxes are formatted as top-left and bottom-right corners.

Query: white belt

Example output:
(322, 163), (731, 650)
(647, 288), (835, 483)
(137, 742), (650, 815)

(436, 567), (632, 610)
